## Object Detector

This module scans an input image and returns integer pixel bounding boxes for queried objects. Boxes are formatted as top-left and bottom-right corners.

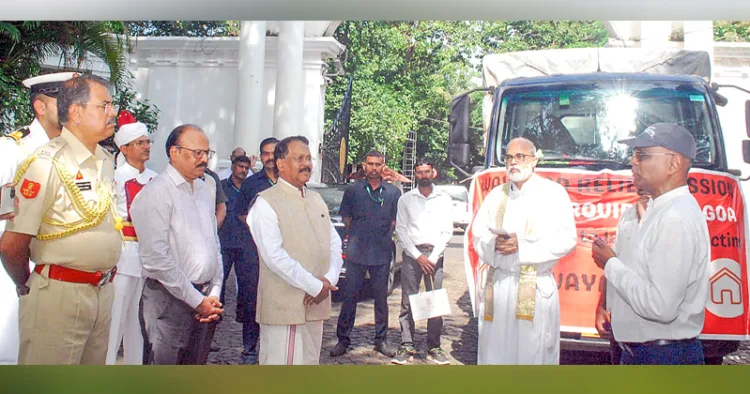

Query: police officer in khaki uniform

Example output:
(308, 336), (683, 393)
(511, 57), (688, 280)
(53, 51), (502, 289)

(0, 72), (76, 365)
(0, 74), (123, 365)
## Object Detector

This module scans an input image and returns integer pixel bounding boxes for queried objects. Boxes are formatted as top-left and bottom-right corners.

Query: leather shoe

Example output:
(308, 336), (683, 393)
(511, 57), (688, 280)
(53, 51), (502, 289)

(374, 342), (396, 358)
(330, 342), (348, 357)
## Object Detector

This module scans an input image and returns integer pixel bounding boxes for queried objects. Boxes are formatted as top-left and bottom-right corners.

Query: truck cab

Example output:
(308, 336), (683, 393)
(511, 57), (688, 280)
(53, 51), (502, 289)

(449, 49), (750, 364)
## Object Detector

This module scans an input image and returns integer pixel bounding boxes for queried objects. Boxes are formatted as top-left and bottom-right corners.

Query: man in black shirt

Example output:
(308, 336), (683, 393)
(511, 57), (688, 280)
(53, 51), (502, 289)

(330, 151), (400, 358)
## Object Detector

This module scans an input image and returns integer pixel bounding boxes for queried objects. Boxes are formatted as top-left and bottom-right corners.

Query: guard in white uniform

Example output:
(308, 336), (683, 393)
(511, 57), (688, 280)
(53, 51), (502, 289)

(105, 112), (158, 365)
(0, 72), (76, 365)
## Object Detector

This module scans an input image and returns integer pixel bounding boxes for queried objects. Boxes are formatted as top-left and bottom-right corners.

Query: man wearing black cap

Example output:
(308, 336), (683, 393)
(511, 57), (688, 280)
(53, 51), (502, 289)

(592, 123), (710, 365)
(0, 71), (76, 365)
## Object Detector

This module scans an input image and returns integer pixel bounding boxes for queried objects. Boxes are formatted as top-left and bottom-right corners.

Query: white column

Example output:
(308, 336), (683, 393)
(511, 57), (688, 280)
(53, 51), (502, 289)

(640, 21), (671, 48)
(684, 21), (715, 64)
(273, 21), (305, 140)
(234, 21), (267, 158)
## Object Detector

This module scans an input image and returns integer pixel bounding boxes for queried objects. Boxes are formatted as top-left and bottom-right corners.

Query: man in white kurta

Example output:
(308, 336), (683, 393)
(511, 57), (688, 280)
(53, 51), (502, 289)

(0, 72), (75, 365)
(472, 138), (576, 365)
(105, 118), (158, 365)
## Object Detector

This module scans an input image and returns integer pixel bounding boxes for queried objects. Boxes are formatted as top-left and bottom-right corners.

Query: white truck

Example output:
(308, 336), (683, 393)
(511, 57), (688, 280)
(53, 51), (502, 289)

(449, 48), (750, 363)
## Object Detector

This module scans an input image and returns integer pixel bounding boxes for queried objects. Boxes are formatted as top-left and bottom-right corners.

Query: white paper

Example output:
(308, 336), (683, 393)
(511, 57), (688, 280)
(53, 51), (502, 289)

(409, 289), (452, 321)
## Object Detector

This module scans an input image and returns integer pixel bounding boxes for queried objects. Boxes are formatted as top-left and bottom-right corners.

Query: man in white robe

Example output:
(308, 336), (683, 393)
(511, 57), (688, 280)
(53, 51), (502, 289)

(472, 137), (577, 365)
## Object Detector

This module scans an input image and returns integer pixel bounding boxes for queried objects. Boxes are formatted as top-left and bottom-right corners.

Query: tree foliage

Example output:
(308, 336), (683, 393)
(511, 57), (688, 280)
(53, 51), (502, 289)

(325, 21), (610, 182)
(124, 21), (240, 37)
(0, 21), (159, 135)
(714, 21), (750, 42)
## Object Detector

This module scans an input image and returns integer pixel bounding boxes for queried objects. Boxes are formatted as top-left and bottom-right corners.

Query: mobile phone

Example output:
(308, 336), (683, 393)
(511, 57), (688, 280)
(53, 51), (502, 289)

(0, 185), (14, 215)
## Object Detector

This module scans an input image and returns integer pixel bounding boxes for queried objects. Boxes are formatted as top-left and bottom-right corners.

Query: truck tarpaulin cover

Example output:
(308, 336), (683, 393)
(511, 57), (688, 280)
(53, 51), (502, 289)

(480, 48), (712, 136)
(464, 167), (750, 340)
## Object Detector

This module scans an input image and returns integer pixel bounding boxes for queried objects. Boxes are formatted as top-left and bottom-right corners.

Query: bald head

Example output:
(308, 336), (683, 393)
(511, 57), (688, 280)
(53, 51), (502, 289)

(507, 137), (537, 156)
(231, 147), (246, 159)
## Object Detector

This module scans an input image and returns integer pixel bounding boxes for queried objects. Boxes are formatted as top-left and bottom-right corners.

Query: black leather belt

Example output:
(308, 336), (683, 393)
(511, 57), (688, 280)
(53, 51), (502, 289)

(619, 337), (698, 356)
(416, 244), (434, 251)
(192, 281), (211, 295)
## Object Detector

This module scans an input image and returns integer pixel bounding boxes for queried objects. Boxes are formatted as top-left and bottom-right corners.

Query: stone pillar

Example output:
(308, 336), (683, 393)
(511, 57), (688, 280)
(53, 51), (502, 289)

(234, 21), (267, 159)
(273, 21), (305, 141)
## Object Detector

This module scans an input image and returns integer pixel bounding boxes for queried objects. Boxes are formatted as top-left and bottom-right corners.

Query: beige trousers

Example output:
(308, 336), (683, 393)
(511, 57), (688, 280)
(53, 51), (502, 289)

(259, 320), (324, 365)
(18, 266), (114, 365)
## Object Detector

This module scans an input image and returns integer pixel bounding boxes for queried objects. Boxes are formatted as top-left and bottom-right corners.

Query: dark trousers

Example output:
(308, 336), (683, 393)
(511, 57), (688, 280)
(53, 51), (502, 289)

(609, 337), (622, 365)
(619, 338), (704, 365)
(399, 251), (444, 349)
(200, 246), (260, 364)
(336, 261), (391, 346)
(142, 279), (210, 365)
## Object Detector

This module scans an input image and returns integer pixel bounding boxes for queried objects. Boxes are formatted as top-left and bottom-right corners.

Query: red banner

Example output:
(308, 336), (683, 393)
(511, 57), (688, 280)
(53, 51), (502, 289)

(464, 168), (750, 339)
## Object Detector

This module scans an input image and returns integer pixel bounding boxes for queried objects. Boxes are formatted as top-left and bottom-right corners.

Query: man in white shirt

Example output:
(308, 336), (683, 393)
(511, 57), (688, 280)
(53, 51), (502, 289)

(472, 137), (577, 365)
(130, 124), (224, 365)
(248, 136), (343, 365)
(592, 123), (710, 365)
(393, 158), (454, 365)
(0, 72), (75, 365)
(105, 114), (158, 365)
(594, 189), (649, 364)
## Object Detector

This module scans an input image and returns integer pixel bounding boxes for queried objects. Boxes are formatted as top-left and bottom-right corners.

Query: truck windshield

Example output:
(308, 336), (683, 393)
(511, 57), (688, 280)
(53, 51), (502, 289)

(495, 80), (719, 170)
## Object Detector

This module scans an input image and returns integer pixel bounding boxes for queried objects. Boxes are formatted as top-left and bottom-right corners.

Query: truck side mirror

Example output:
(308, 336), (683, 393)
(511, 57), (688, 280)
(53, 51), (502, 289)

(449, 94), (471, 168)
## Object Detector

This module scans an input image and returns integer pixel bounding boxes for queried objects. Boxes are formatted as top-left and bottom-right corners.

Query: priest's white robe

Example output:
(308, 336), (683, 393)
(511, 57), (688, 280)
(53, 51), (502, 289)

(473, 174), (577, 365)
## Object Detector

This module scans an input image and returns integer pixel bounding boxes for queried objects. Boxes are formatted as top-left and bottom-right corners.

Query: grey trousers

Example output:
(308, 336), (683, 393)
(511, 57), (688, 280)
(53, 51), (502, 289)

(142, 279), (209, 365)
(398, 249), (444, 350)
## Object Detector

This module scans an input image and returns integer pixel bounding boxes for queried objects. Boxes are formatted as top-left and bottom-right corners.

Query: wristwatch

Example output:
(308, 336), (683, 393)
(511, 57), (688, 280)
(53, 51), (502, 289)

(16, 285), (29, 297)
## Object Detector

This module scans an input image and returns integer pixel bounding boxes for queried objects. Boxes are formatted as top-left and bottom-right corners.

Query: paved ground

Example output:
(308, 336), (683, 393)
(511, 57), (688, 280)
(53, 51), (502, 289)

(205, 230), (750, 365)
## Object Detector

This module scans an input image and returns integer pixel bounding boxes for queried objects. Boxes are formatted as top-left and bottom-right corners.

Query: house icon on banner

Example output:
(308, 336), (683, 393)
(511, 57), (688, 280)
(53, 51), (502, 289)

(707, 258), (744, 319)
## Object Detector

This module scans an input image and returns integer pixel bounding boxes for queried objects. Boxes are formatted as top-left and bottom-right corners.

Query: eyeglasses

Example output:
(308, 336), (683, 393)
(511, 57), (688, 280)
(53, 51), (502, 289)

(125, 139), (152, 148)
(633, 151), (674, 162)
(504, 153), (534, 163)
(176, 145), (215, 160)
(81, 102), (119, 114)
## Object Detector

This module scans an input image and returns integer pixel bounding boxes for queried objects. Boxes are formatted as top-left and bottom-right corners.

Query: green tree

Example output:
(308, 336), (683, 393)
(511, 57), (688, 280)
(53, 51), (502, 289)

(714, 21), (750, 42)
(325, 21), (609, 182)
(1, 21), (158, 135)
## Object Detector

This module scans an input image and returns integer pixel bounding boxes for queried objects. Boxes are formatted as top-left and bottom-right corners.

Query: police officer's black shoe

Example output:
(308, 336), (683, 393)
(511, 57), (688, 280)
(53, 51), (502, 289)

(330, 342), (348, 357)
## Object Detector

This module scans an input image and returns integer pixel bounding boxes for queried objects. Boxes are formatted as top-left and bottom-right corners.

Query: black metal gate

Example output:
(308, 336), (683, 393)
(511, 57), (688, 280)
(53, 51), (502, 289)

(321, 75), (353, 184)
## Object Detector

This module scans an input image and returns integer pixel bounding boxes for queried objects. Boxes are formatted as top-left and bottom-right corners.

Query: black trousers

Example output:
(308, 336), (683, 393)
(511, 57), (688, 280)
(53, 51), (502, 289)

(335, 261), (391, 345)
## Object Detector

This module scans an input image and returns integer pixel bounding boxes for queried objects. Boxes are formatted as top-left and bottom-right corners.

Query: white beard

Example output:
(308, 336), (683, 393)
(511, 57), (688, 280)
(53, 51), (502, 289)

(508, 164), (533, 183)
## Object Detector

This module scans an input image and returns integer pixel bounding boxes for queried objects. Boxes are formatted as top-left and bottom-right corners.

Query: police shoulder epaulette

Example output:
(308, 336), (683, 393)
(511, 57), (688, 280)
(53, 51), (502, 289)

(3, 127), (31, 143)
(35, 136), (68, 160)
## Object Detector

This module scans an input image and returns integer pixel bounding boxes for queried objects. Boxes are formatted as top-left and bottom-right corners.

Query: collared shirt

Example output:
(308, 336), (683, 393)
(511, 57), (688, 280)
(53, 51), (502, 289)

(202, 168), (228, 207)
(237, 169), (276, 218)
(395, 186), (454, 263)
(339, 179), (401, 266)
(1, 119), (50, 232)
(7, 127), (122, 272)
(605, 203), (643, 311)
(248, 178), (343, 296)
(605, 186), (710, 343)
(130, 164), (223, 309)
(219, 177), (251, 249)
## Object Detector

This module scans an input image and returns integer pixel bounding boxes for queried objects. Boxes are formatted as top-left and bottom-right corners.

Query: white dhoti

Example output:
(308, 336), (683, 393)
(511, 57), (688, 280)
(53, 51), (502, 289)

(259, 321), (324, 365)
(471, 174), (577, 365)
